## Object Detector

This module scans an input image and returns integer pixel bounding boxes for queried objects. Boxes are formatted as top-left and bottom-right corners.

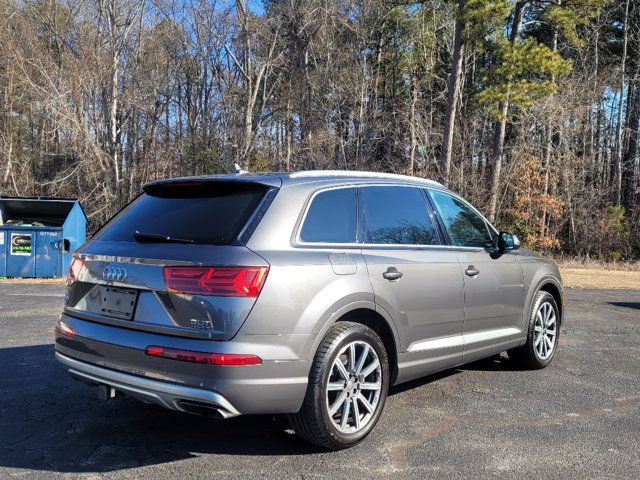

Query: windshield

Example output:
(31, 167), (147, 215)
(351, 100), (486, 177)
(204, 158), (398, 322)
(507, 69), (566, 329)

(93, 182), (268, 245)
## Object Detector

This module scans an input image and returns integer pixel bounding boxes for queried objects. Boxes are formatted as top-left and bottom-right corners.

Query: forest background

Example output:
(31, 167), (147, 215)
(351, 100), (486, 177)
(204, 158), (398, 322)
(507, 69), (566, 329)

(1, 0), (638, 261)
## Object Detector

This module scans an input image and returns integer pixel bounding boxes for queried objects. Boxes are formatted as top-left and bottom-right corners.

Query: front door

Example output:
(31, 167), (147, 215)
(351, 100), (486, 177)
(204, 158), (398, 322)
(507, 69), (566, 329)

(359, 185), (464, 382)
(457, 249), (525, 362)
(427, 190), (525, 363)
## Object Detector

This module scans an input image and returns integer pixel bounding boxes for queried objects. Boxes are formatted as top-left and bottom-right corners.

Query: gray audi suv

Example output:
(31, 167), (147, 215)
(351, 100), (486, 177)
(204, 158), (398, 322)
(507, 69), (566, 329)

(55, 170), (564, 449)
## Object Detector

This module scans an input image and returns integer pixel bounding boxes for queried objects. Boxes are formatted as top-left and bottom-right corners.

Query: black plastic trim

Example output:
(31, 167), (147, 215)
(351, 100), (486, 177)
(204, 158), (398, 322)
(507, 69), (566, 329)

(236, 186), (279, 245)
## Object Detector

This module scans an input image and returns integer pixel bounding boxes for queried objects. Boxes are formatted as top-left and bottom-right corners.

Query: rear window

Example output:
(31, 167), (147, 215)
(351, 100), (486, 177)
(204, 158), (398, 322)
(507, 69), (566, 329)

(94, 182), (268, 245)
(300, 188), (357, 243)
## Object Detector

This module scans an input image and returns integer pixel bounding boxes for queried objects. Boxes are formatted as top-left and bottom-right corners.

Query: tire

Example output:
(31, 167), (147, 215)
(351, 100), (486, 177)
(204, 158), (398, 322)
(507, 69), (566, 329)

(509, 291), (560, 369)
(288, 321), (389, 450)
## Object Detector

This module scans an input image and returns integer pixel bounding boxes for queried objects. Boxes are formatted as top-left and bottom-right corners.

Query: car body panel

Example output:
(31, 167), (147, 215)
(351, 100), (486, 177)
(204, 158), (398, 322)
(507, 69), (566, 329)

(519, 250), (565, 320)
(457, 249), (526, 363)
(362, 248), (464, 379)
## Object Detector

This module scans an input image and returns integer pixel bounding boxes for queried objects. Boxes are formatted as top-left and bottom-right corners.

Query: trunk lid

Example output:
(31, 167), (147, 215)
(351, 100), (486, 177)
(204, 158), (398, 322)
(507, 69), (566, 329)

(64, 179), (276, 340)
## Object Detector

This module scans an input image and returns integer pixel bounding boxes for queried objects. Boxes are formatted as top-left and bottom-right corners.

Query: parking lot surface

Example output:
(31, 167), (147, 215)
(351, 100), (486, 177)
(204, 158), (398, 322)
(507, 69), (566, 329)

(0, 282), (638, 479)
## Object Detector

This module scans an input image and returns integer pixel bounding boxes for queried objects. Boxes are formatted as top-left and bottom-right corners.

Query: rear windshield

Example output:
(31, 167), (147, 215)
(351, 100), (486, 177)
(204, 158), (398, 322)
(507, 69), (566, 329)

(94, 182), (268, 245)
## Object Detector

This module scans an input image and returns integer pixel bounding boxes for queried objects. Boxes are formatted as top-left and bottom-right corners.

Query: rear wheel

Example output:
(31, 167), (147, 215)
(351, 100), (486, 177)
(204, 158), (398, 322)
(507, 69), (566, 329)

(509, 291), (560, 369)
(288, 322), (389, 449)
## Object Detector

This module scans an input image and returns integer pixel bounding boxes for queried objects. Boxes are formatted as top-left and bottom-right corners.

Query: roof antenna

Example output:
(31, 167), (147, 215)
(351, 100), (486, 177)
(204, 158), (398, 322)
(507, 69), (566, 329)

(234, 163), (249, 175)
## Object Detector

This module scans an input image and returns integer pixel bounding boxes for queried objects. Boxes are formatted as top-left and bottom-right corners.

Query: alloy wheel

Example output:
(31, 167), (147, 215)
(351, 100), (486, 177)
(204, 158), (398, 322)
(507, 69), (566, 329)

(325, 340), (382, 434)
(534, 301), (557, 360)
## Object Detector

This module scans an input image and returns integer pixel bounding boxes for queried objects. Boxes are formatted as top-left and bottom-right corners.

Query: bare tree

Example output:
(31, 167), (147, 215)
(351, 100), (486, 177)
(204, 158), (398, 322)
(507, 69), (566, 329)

(0, 0), (637, 259)
(615, 0), (631, 206)
(440, 0), (465, 187)
(487, 0), (526, 222)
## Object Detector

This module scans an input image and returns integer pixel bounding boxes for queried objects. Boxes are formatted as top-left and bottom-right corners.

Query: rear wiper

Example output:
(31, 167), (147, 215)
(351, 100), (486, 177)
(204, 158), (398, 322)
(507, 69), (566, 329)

(133, 231), (195, 244)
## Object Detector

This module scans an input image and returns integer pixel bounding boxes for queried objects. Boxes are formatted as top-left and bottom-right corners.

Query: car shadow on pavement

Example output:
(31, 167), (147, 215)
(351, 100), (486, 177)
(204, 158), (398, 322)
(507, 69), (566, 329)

(607, 301), (640, 311)
(389, 369), (461, 395)
(0, 344), (322, 474)
(388, 355), (528, 399)
(459, 354), (531, 372)
(387, 351), (533, 397)
(0, 345), (533, 473)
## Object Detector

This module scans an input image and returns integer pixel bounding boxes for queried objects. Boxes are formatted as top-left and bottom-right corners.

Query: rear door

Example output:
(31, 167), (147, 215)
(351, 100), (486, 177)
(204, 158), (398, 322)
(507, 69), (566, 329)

(360, 185), (464, 381)
(428, 190), (525, 363)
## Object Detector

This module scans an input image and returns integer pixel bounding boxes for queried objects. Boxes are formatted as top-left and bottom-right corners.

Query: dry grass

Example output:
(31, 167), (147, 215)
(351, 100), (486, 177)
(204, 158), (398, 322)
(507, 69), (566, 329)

(558, 263), (640, 290)
(554, 257), (640, 271)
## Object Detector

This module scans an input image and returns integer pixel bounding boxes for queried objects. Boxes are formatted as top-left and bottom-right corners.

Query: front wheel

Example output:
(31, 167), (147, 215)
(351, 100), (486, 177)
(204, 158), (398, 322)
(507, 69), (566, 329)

(288, 322), (389, 449)
(509, 291), (560, 369)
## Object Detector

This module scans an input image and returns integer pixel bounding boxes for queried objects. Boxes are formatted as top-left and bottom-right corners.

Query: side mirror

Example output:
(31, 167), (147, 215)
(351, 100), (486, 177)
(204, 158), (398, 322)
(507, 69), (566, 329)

(498, 231), (520, 252)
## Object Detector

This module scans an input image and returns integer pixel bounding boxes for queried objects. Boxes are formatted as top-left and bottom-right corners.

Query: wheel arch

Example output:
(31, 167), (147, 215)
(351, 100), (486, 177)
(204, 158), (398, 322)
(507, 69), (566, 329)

(307, 303), (400, 386)
(538, 280), (564, 325)
(335, 308), (399, 385)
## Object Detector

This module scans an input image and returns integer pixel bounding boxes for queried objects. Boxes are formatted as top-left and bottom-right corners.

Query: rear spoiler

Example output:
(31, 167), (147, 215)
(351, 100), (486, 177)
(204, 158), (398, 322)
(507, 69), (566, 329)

(143, 175), (282, 193)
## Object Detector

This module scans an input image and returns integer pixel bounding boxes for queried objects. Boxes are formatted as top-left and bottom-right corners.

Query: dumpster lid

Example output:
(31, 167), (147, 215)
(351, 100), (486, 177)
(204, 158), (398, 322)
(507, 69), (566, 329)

(0, 196), (85, 228)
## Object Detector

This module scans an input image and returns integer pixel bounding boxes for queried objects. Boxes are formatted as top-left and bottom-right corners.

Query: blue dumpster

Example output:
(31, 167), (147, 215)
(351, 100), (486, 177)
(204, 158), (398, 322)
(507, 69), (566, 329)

(0, 197), (87, 278)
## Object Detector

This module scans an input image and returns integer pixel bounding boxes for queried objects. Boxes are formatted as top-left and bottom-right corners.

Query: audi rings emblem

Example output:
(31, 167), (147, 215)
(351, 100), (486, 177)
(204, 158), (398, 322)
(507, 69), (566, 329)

(103, 266), (127, 282)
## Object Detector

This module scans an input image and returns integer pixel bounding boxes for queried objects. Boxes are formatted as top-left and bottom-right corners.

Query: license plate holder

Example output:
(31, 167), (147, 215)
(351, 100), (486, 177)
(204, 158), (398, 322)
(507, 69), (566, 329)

(100, 286), (138, 320)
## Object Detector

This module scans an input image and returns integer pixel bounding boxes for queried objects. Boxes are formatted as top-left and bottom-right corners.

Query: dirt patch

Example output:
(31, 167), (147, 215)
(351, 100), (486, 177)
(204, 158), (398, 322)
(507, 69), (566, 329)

(559, 267), (640, 289)
(0, 277), (65, 284)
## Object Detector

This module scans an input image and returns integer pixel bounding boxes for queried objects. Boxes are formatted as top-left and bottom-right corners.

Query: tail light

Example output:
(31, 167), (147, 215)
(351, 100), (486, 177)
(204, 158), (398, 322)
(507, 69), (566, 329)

(163, 266), (269, 297)
(67, 257), (85, 284)
(55, 320), (75, 338)
(145, 346), (262, 366)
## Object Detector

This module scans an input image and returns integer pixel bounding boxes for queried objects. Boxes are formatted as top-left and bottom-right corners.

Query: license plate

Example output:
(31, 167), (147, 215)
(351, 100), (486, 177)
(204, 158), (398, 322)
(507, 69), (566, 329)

(100, 286), (138, 320)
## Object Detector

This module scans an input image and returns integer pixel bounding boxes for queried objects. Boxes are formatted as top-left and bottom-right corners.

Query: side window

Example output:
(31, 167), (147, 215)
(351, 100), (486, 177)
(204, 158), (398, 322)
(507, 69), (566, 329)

(429, 190), (494, 248)
(300, 188), (356, 243)
(362, 186), (439, 245)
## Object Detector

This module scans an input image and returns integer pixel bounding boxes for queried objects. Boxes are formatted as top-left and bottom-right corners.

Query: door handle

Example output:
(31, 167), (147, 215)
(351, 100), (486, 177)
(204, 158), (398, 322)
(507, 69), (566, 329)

(382, 267), (403, 281)
(465, 265), (479, 277)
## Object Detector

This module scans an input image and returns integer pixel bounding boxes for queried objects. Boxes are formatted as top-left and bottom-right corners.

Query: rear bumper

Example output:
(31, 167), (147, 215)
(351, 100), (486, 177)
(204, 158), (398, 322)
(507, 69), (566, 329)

(56, 351), (241, 417)
(55, 314), (311, 415)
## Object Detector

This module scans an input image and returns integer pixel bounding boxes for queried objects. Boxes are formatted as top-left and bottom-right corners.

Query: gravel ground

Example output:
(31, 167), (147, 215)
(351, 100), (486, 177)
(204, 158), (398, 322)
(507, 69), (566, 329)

(0, 283), (638, 479)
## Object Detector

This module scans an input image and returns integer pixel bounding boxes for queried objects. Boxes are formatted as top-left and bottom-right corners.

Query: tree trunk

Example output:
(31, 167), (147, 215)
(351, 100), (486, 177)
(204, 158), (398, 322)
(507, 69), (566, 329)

(285, 91), (292, 171)
(2, 70), (14, 187)
(439, 0), (465, 187)
(108, 15), (121, 207)
(623, 83), (639, 209)
(487, 0), (526, 222)
(408, 74), (419, 176)
(615, 0), (630, 206)
(540, 17), (561, 236)
(488, 101), (509, 222)
(623, 3), (639, 210)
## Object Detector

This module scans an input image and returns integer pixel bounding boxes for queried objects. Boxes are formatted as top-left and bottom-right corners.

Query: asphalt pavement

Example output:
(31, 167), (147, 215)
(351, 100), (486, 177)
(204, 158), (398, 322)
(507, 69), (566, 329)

(0, 282), (638, 479)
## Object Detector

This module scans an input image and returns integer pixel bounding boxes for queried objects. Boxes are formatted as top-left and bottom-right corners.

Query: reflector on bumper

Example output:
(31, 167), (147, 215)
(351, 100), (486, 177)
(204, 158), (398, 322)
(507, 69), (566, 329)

(145, 346), (262, 366)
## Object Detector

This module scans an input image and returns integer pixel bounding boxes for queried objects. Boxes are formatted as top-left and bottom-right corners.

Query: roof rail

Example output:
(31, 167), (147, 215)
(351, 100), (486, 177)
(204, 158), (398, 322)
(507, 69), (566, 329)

(289, 170), (443, 187)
